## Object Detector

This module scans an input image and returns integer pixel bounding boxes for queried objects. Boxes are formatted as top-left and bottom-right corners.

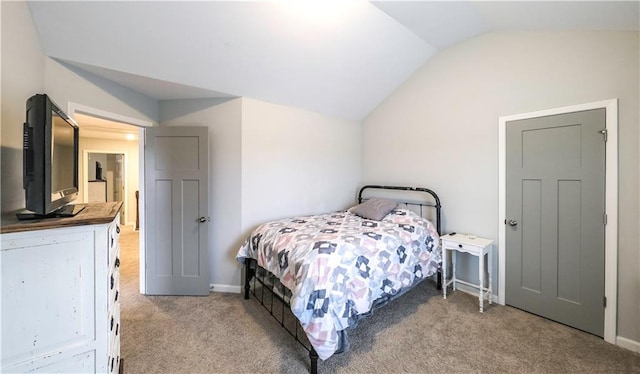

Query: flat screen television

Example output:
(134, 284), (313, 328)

(17, 94), (85, 219)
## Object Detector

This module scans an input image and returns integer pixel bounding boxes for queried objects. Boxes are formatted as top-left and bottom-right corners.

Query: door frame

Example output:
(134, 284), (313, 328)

(498, 99), (618, 344)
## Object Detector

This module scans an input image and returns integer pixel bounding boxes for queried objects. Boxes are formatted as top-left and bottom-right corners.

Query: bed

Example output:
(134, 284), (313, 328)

(236, 185), (442, 373)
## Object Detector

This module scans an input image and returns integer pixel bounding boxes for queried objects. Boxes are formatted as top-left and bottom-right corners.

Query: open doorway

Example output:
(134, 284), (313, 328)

(71, 109), (148, 296)
(68, 102), (152, 295)
(74, 113), (140, 228)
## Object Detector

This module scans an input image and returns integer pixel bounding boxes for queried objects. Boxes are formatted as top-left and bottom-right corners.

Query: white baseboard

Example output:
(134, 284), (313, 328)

(449, 282), (500, 304)
(616, 336), (640, 353)
(210, 284), (241, 294)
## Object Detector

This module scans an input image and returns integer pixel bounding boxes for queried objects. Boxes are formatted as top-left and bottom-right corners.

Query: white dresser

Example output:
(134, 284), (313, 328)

(1, 202), (122, 373)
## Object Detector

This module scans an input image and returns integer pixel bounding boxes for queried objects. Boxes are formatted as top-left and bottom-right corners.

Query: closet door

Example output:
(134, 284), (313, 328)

(505, 109), (605, 336)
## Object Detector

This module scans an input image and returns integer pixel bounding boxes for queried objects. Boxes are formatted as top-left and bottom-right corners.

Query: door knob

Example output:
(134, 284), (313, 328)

(198, 217), (210, 223)
(507, 219), (518, 227)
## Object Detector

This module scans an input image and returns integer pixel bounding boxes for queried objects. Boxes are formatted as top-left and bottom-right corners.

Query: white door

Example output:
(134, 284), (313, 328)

(144, 127), (210, 295)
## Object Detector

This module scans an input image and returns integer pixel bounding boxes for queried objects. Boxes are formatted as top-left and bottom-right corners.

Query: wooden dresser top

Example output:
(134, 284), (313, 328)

(1, 202), (123, 234)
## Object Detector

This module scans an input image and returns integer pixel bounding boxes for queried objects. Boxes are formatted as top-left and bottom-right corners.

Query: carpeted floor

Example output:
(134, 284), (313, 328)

(118, 226), (640, 373)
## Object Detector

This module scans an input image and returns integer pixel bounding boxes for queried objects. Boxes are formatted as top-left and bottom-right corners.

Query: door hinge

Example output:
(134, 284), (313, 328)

(603, 213), (607, 225)
(603, 296), (607, 308)
(599, 129), (608, 142)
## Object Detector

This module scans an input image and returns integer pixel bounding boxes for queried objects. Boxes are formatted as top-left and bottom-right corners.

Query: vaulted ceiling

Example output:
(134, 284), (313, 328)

(28, 1), (639, 121)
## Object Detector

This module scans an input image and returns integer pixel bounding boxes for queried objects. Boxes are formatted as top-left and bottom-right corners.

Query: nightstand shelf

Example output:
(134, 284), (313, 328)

(441, 233), (494, 313)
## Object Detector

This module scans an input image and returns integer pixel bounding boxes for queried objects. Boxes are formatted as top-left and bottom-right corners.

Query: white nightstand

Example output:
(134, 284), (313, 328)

(441, 233), (494, 312)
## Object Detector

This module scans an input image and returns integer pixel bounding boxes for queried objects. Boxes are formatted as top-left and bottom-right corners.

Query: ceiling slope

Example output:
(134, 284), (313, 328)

(373, 1), (639, 47)
(28, 1), (639, 121)
(28, 1), (436, 121)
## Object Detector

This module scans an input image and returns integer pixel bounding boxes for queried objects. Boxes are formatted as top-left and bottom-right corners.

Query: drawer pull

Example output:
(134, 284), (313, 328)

(111, 275), (114, 289)
(116, 225), (120, 234)
(115, 291), (119, 302)
(115, 258), (120, 268)
(110, 316), (114, 330)
(116, 323), (119, 336)
(458, 244), (463, 248)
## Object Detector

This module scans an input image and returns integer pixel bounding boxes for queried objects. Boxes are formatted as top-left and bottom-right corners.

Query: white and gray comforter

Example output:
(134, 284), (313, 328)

(236, 208), (441, 360)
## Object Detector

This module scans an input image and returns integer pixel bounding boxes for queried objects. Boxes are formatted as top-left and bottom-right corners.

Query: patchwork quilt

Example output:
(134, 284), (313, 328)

(236, 208), (441, 360)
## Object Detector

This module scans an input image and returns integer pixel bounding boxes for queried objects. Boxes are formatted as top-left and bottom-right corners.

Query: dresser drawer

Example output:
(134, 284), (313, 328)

(108, 239), (120, 275)
(107, 301), (120, 374)
(108, 301), (120, 343)
(441, 234), (493, 256)
(108, 269), (120, 310)
(107, 337), (120, 374)
(442, 240), (483, 254)
(108, 222), (120, 265)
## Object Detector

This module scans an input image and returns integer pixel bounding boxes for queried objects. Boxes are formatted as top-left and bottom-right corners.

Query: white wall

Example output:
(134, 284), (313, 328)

(1, 1), (45, 212)
(363, 31), (639, 343)
(240, 97), (362, 233)
(79, 137), (140, 227)
(160, 98), (243, 291)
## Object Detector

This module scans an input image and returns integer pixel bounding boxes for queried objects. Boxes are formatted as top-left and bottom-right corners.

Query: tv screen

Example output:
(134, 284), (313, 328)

(51, 112), (76, 197)
(19, 94), (83, 219)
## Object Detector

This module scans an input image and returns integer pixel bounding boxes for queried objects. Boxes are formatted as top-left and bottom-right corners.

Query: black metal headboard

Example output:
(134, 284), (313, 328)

(357, 185), (442, 235)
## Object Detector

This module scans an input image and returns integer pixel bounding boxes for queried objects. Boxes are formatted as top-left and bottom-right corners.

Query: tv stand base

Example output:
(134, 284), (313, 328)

(16, 204), (86, 220)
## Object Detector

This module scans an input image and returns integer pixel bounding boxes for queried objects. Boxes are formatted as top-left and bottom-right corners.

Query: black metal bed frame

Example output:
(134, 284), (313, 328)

(243, 185), (442, 374)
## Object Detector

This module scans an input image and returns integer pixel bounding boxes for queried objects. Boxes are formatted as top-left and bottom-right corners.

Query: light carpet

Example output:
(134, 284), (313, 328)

(118, 226), (640, 373)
